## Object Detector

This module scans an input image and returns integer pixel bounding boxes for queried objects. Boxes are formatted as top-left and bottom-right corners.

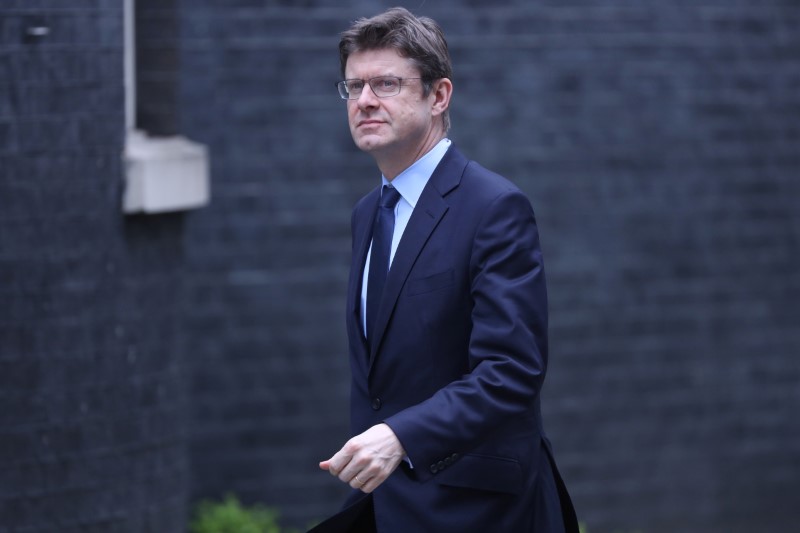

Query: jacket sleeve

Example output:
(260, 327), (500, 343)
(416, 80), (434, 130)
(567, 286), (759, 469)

(384, 188), (548, 482)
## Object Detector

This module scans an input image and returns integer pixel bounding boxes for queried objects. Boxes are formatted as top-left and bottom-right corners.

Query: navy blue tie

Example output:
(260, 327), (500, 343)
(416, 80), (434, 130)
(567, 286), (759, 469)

(366, 185), (402, 340)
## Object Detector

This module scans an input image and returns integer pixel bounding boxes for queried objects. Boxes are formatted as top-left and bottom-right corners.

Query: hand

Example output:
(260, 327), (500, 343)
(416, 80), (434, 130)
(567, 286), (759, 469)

(319, 423), (405, 493)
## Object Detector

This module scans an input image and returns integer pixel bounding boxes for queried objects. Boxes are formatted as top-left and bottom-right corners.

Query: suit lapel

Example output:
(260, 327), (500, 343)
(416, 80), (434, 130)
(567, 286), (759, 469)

(368, 146), (468, 369)
(348, 188), (380, 360)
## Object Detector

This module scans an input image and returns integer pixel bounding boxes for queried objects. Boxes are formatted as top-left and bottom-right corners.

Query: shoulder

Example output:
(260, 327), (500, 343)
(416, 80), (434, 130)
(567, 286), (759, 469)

(462, 159), (522, 198)
(442, 144), (522, 195)
(447, 153), (532, 220)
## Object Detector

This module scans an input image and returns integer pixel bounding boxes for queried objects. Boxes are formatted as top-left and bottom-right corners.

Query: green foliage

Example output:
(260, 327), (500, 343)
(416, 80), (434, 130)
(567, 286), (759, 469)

(189, 494), (294, 533)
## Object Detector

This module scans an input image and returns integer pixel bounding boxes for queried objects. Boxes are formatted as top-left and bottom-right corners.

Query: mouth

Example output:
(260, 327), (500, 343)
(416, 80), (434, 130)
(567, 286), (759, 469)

(357, 119), (384, 128)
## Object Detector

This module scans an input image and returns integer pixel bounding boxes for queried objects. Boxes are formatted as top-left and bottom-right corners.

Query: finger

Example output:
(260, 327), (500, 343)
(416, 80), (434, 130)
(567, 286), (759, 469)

(349, 473), (368, 490)
(327, 450), (354, 479)
(337, 457), (367, 484)
(359, 470), (386, 493)
(319, 459), (338, 476)
(333, 447), (367, 483)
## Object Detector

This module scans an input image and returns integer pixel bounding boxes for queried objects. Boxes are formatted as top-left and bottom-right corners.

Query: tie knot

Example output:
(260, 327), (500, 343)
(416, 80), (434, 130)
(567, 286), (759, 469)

(380, 186), (402, 209)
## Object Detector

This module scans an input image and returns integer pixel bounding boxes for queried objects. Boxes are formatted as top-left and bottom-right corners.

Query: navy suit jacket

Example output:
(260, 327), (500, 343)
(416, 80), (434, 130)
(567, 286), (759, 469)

(312, 145), (577, 533)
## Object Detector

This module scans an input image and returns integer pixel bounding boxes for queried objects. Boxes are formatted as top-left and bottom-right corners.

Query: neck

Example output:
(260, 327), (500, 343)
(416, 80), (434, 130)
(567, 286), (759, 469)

(374, 130), (445, 181)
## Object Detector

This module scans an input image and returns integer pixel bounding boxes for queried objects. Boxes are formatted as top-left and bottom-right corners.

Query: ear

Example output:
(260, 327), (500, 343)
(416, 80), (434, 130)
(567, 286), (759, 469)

(429, 77), (453, 118)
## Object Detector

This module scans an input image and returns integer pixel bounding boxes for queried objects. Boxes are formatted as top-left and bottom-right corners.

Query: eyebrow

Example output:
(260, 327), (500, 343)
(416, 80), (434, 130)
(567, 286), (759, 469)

(345, 72), (405, 79)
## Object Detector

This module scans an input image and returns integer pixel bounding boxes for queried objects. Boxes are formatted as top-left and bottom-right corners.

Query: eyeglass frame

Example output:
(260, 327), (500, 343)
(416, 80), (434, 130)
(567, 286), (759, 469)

(336, 76), (425, 100)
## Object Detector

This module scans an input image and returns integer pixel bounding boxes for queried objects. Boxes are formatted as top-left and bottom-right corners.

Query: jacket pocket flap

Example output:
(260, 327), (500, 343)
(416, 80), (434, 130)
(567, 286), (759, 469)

(436, 453), (523, 495)
(407, 269), (454, 296)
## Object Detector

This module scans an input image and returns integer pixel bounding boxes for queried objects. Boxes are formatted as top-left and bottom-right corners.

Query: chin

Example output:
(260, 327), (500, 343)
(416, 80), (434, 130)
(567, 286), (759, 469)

(355, 135), (388, 153)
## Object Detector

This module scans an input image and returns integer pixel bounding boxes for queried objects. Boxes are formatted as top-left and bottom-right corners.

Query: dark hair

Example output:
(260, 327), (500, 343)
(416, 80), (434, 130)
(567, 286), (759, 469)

(339, 7), (452, 131)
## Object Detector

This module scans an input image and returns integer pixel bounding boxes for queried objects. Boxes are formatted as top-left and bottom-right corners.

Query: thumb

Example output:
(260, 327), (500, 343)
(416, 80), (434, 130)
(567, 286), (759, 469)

(319, 460), (331, 471)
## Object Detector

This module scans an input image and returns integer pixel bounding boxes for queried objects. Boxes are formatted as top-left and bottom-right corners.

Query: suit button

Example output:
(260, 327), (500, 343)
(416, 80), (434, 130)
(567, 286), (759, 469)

(430, 464), (438, 474)
(437, 460), (446, 471)
(444, 456), (453, 466)
(371, 398), (382, 410)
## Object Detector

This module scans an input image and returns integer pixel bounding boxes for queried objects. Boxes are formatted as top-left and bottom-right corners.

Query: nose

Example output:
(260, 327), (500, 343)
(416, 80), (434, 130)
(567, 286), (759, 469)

(356, 83), (380, 110)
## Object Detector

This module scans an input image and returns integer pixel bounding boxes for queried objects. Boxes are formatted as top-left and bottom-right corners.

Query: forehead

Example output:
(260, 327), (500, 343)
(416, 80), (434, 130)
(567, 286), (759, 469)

(345, 48), (418, 78)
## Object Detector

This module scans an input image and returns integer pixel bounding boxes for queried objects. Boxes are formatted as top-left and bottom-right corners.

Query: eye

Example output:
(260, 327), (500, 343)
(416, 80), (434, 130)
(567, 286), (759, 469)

(348, 80), (365, 92)
(378, 78), (399, 90)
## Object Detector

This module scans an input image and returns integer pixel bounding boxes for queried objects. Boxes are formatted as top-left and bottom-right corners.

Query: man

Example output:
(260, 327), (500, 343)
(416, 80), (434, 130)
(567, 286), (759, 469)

(314, 7), (578, 533)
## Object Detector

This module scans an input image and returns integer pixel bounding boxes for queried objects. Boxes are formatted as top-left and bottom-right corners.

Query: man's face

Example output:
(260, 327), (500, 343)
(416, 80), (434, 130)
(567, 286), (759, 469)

(344, 48), (437, 160)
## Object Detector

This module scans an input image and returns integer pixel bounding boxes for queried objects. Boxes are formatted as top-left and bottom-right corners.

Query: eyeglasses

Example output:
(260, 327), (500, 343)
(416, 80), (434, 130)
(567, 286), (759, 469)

(336, 76), (423, 100)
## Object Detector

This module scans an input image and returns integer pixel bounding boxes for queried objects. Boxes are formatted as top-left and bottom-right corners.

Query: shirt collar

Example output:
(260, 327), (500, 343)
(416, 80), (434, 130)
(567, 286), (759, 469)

(381, 138), (451, 208)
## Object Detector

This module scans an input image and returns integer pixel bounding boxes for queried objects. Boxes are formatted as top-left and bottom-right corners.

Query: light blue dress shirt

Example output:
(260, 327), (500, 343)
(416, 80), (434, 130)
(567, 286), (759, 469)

(360, 138), (452, 336)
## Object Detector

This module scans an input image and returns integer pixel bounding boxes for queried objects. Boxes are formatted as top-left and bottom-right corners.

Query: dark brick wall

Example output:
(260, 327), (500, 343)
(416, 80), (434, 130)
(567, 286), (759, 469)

(177, 2), (800, 532)
(0, 3), (189, 532)
(177, 4), (362, 526)
(2, 2), (798, 533)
